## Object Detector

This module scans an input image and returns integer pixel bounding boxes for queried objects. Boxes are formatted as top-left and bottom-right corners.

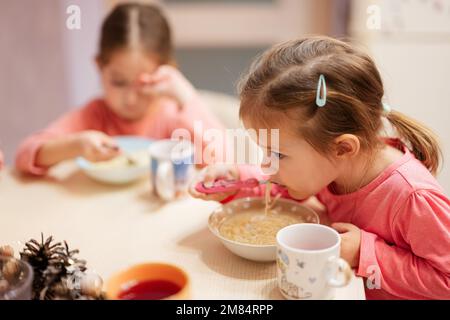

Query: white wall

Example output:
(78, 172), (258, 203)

(0, 0), (70, 164)
(369, 41), (450, 193)
(0, 1), (106, 164)
(60, 0), (105, 108)
(350, 0), (450, 193)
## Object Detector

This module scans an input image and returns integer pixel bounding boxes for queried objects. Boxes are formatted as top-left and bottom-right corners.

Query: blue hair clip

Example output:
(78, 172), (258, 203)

(316, 74), (327, 107)
(382, 102), (392, 113)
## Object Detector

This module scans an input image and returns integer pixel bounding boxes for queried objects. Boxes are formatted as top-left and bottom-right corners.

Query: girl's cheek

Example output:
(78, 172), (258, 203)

(284, 164), (312, 191)
(277, 162), (299, 187)
(106, 87), (124, 105)
(139, 93), (153, 106)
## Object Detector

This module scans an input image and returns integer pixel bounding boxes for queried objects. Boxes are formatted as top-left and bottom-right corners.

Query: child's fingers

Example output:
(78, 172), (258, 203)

(224, 168), (239, 180)
(150, 72), (169, 84)
(154, 65), (173, 75)
(140, 81), (168, 96)
(137, 69), (170, 96)
(99, 143), (120, 154)
(87, 132), (118, 150)
(188, 171), (208, 196)
(138, 73), (154, 85)
(87, 140), (120, 160)
(89, 147), (119, 162)
(188, 164), (240, 201)
(189, 169), (231, 201)
(207, 164), (238, 180)
(331, 222), (354, 233)
(102, 146), (121, 158)
(138, 68), (169, 84)
(195, 166), (218, 187)
(147, 66), (171, 84)
(137, 73), (158, 95)
(188, 184), (203, 199)
(190, 190), (233, 202)
(203, 171), (235, 188)
(203, 172), (219, 188)
(97, 139), (119, 153)
(188, 182), (228, 202)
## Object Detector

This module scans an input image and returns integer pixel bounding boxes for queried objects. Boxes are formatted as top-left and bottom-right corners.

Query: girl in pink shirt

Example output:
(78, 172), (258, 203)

(190, 37), (450, 299)
(16, 3), (224, 175)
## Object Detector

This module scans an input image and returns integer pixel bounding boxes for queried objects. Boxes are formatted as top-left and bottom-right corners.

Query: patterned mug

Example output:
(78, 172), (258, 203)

(276, 223), (352, 300)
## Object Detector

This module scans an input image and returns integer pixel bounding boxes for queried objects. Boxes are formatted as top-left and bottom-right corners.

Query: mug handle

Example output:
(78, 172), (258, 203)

(155, 160), (175, 201)
(326, 256), (352, 288)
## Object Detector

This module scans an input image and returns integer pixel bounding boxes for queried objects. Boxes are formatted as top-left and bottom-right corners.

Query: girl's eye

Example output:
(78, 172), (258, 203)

(271, 151), (285, 159)
(111, 80), (128, 87)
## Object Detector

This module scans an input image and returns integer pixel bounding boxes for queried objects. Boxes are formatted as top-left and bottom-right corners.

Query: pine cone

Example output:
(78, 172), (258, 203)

(19, 234), (102, 300)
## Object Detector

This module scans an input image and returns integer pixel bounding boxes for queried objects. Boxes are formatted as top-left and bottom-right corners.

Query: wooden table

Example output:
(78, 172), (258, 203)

(0, 163), (366, 299)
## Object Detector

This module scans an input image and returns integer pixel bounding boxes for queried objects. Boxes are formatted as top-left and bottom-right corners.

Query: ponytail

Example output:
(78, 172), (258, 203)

(386, 110), (442, 175)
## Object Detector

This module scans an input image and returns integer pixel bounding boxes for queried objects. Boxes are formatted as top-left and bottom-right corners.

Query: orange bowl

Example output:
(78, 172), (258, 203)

(106, 262), (190, 300)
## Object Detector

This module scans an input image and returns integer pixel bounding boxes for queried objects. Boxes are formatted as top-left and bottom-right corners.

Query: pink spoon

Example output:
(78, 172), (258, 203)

(195, 178), (267, 194)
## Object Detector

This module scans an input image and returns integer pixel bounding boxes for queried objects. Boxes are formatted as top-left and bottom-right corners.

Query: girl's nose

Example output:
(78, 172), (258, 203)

(125, 90), (138, 106)
(260, 152), (272, 168)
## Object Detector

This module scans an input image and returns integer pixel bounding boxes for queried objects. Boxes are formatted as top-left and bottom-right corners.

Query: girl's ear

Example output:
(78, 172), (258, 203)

(333, 134), (360, 158)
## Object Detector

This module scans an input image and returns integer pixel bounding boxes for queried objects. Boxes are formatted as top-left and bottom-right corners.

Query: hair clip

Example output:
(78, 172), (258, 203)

(316, 74), (327, 107)
(382, 102), (392, 113)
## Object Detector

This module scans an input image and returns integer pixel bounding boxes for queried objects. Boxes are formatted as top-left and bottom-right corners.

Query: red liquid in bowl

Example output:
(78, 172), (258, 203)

(118, 280), (182, 300)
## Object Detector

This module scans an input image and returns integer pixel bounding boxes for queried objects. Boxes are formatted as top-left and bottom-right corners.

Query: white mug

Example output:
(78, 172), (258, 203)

(276, 223), (352, 300)
(149, 139), (194, 201)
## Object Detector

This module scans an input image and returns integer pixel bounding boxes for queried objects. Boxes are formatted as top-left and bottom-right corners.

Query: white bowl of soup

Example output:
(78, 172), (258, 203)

(76, 136), (153, 185)
(208, 197), (319, 262)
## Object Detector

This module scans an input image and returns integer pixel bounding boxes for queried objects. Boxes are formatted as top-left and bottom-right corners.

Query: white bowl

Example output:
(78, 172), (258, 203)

(76, 136), (153, 185)
(208, 197), (320, 262)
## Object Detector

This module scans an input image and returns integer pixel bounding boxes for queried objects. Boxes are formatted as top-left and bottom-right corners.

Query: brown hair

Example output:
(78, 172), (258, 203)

(239, 36), (442, 175)
(97, 2), (173, 65)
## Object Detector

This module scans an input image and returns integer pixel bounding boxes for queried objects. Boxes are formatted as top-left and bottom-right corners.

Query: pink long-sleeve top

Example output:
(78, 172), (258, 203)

(225, 139), (450, 300)
(16, 95), (225, 175)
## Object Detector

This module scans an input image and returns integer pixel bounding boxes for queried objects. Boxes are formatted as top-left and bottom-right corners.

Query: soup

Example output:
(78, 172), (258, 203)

(118, 279), (181, 300)
(219, 210), (305, 245)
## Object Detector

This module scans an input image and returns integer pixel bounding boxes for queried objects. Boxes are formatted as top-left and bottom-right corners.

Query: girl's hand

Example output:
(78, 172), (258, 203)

(331, 222), (361, 268)
(75, 130), (121, 162)
(140, 65), (196, 107)
(189, 164), (240, 202)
